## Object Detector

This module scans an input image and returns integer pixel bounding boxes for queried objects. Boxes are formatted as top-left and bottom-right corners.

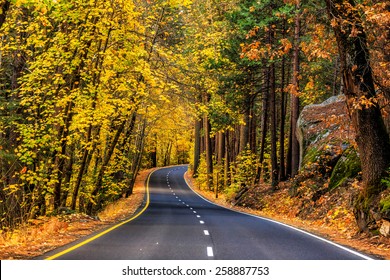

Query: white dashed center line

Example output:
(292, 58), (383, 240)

(167, 169), (214, 259)
(207, 247), (214, 257)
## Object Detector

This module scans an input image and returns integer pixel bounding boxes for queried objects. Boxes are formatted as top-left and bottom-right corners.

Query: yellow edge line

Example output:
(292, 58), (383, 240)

(45, 169), (154, 260)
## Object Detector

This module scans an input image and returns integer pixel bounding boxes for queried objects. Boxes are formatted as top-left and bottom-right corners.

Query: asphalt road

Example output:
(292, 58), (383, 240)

(43, 166), (371, 260)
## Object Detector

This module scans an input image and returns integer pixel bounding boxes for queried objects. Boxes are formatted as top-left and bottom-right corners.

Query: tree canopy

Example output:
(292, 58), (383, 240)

(0, 0), (389, 233)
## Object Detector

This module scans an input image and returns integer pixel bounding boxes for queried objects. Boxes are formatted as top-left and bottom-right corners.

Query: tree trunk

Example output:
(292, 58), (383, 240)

(193, 118), (201, 176)
(249, 105), (257, 153)
(270, 62), (278, 189)
(256, 67), (270, 184)
(289, 3), (301, 178)
(164, 141), (172, 166)
(204, 112), (213, 190)
(203, 92), (213, 190)
(127, 118), (147, 197)
(268, 19), (278, 189)
(217, 131), (225, 165)
(239, 97), (251, 153)
(224, 132), (230, 189)
(86, 120), (126, 215)
(279, 19), (287, 182)
(71, 124), (93, 210)
(61, 144), (75, 207)
(325, 0), (390, 231)
(53, 100), (74, 210)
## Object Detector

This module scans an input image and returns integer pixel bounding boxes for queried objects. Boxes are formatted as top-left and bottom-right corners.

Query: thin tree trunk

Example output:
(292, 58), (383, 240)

(224, 133), (230, 189)
(289, 3), (301, 177)
(71, 124), (93, 210)
(332, 57), (339, 96)
(127, 118), (147, 197)
(249, 105), (257, 153)
(61, 144), (75, 207)
(203, 93), (213, 190)
(193, 119), (201, 176)
(217, 132), (225, 165)
(204, 113), (213, 190)
(164, 141), (172, 166)
(268, 18), (279, 189)
(256, 67), (270, 184)
(270, 62), (278, 189)
(235, 126), (240, 159)
(279, 19), (287, 182)
(239, 97), (251, 153)
(86, 120), (126, 215)
(53, 100), (74, 210)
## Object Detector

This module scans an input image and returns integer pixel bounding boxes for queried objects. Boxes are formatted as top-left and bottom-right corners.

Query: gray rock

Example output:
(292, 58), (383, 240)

(297, 95), (354, 170)
(379, 220), (390, 237)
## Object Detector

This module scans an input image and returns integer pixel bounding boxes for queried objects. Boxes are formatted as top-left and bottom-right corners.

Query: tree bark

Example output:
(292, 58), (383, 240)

(203, 93), (213, 190)
(224, 132), (230, 189)
(279, 19), (287, 182)
(86, 120), (126, 215)
(127, 118), (147, 197)
(193, 118), (201, 176)
(217, 131), (225, 165)
(289, 3), (301, 178)
(239, 97), (251, 153)
(249, 105), (257, 154)
(53, 100), (74, 210)
(325, 0), (390, 231)
(269, 18), (278, 189)
(255, 67), (270, 184)
(270, 62), (279, 189)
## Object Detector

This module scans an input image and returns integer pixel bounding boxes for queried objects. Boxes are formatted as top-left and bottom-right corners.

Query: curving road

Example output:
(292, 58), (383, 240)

(43, 166), (371, 260)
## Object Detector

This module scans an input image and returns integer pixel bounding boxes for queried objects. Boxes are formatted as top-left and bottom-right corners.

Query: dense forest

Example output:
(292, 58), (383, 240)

(0, 0), (389, 235)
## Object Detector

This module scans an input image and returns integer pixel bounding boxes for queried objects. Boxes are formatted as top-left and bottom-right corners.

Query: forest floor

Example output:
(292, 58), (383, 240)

(1, 167), (389, 260)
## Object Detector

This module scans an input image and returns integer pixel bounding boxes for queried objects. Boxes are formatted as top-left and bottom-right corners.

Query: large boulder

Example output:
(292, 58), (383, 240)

(297, 95), (361, 186)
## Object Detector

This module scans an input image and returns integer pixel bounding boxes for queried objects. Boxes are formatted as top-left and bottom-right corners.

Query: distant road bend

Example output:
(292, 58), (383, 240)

(44, 165), (372, 260)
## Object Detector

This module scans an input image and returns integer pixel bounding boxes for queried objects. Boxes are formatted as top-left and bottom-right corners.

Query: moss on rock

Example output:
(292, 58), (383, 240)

(301, 147), (321, 167)
(381, 195), (390, 212)
(328, 148), (361, 190)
